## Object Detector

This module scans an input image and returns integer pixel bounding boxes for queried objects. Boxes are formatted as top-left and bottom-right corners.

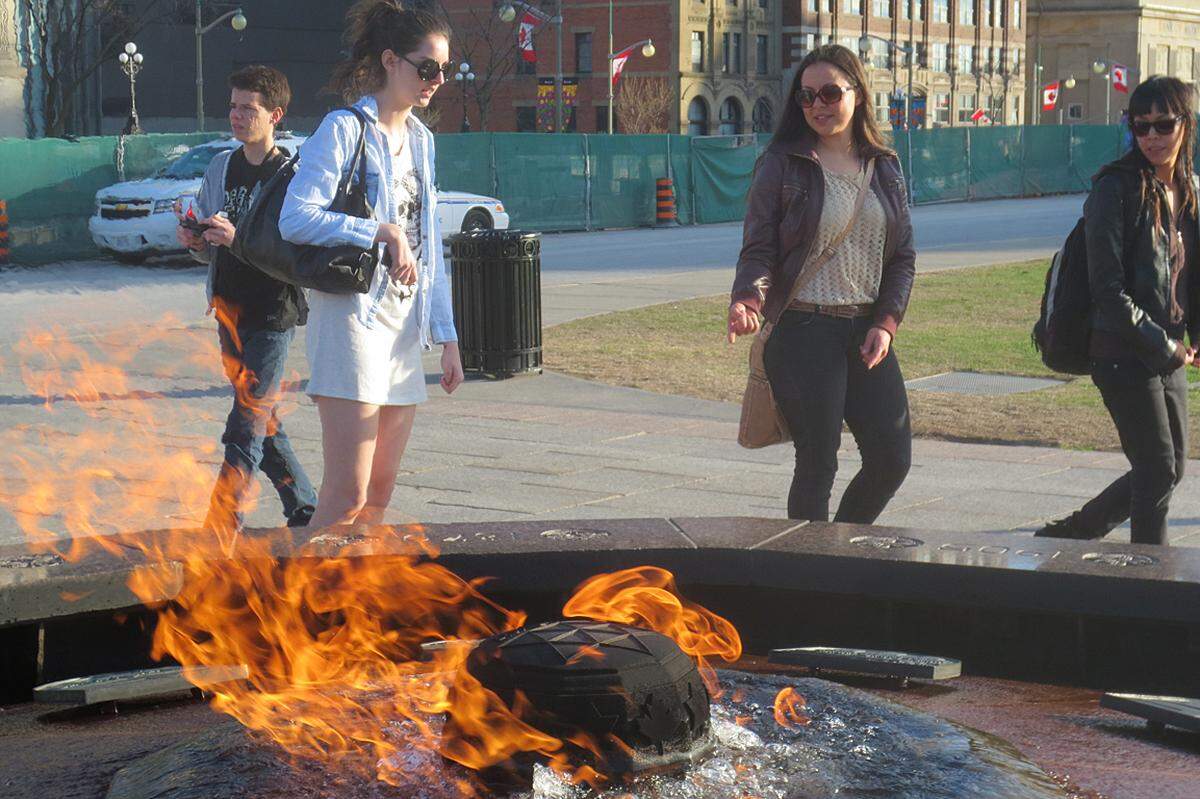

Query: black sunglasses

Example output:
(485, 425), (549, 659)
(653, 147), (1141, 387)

(1129, 115), (1184, 137)
(797, 83), (856, 109)
(400, 54), (455, 82)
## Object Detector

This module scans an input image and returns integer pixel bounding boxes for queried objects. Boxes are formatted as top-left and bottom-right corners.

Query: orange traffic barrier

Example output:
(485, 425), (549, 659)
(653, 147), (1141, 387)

(655, 177), (679, 227)
(0, 200), (9, 264)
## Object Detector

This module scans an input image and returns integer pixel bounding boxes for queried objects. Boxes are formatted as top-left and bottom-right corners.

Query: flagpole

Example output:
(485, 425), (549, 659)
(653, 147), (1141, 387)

(555, 0), (563, 132)
(607, 0), (614, 135)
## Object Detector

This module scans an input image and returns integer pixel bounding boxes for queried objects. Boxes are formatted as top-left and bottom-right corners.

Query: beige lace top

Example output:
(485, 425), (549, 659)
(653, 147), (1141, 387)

(794, 166), (888, 306)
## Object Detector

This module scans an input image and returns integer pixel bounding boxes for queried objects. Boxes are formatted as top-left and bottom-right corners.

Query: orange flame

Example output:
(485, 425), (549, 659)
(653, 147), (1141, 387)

(561, 565), (742, 693)
(772, 686), (810, 728)
(2, 319), (747, 791)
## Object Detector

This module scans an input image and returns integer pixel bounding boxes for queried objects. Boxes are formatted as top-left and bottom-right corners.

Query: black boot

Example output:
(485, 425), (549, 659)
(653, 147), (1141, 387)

(1034, 514), (1105, 540)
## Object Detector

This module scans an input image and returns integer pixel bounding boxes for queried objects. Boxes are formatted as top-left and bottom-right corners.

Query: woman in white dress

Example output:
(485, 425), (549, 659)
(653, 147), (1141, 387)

(279, 0), (463, 528)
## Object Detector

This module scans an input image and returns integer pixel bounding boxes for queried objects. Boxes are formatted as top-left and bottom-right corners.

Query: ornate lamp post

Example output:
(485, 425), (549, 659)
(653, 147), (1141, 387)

(455, 62), (476, 132)
(195, 3), (247, 131)
(1091, 59), (1111, 125)
(860, 33), (915, 206)
(118, 42), (144, 135)
(500, 1), (564, 132)
(607, 38), (654, 134)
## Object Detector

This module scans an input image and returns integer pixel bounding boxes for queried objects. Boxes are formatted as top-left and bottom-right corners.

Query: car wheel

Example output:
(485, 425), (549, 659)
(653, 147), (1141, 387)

(114, 253), (148, 265)
(461, 209), (492, 233)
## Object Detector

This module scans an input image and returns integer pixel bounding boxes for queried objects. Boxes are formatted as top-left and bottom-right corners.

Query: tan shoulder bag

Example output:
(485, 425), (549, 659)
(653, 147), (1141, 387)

(737, 158), (876, 449)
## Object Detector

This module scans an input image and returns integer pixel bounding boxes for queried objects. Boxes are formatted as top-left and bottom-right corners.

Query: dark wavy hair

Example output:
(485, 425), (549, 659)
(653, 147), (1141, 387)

(228, 65), (291, 120)
(1112, 76), (1197, 224)
(326, 0), (451, 103)
(772, 44), (893, 156)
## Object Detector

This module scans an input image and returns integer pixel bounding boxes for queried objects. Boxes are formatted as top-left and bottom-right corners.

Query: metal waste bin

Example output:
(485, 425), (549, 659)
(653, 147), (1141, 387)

(449, 229), (542, 378)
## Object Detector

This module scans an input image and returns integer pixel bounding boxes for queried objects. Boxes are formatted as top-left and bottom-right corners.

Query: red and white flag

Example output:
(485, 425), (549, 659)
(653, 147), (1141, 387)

(970, 107), (991, 124)
(611, 44), (637, 88)
(1112, 63), (1129, 94)
(1042, 81), (1060, 112)
(518, 12), (537, 64)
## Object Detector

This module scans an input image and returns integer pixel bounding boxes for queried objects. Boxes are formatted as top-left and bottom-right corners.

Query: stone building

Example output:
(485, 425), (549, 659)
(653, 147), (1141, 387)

(0, 0), (23, 138)
(1027, 0), (1200, 126)
(436, 0), (784, 135)
(782, 0), (1028, 128)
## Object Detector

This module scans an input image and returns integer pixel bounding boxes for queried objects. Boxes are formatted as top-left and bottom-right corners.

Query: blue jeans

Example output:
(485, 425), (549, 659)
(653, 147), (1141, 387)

(207, 325), (317, 530)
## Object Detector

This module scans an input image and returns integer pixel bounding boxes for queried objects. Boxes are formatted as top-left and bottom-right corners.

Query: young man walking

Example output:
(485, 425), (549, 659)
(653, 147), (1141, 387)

(177, 65), (317, 531)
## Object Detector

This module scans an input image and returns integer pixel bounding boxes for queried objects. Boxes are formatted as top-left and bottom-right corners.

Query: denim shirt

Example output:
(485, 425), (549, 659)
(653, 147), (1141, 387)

(279, 96), (457, 349)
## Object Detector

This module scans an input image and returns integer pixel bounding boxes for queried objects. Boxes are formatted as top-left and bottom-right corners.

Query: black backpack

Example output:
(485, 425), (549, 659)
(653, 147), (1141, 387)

(1032, 217), (1092, 375)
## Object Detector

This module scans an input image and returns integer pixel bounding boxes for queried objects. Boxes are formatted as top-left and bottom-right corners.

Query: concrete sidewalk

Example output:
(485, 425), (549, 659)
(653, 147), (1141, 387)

(2, 263), (1198, 549)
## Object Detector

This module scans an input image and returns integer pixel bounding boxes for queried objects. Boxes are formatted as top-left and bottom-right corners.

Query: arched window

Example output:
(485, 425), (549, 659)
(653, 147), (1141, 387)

(687, 97), (709, 136)
(752, 98), (774, 134)
(719, 97), (743, 135)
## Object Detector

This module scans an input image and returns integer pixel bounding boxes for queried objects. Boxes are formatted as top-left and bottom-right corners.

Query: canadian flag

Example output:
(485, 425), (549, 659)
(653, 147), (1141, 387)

(1112, 63), (1129, 94)
(611, 44), (637, 88)
(970, 107), (991, 124)
(1042, 81), (1060, 112)
(518, 12), (537, 63)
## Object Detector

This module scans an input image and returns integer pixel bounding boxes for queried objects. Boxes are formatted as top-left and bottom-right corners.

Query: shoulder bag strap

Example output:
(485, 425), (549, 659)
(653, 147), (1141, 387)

(764, 157), (876, 332)
(338, 106), (370, 195)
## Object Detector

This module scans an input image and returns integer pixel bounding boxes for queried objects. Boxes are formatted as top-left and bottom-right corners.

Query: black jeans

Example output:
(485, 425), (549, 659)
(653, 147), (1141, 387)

(764, 311), (912, 522)
(207, 325), (318, 531)
(1070, 358), (1187, 545)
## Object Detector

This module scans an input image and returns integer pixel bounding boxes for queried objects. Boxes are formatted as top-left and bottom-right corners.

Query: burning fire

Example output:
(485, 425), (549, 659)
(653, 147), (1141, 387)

(773, 686), (810, 729)
(2, 317), (755, 792)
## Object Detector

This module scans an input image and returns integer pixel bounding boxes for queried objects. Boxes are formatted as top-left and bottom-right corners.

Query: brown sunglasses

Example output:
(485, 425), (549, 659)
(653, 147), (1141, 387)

(1129, 115), (1184, 137)
(796, 83), (856, 108)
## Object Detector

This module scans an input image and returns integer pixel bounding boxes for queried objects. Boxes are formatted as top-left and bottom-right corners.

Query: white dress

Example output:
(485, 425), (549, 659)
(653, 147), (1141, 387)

(304, 133), (428, 406)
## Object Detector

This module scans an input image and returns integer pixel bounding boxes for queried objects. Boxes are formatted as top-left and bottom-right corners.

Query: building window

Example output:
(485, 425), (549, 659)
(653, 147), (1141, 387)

(934, 92), (951, 123)
(932, 42), (948, 72)
(575, 32), (592, 73)
(933, 0), (948, 22)
(957, 93), (977, 122)
(986, 0), (996, 26)
(691, 31), (705, 71)
(870, 38), (892, 69)
(756, 35), (768, 74)
(956, 43), (975, 73)
(596, 106), (616, 132)
(844, 0), (862, 15)
(687, 97), (709, 135)
(1011, 47), (1021, 73)
(1011, 95), (1020, 124)
(759, 0), (769, 7)
(901, 0), (909, 18)
(914, 0), (924, 20)
(722, 33), (730, 72)
(915, 42), (927, 68)
(719, 97), (744, 134)
(1067, 103), (1083, 121)
(1012, 0), (1020, 27)
(752, 98), (774, 132)
(807, 0), (817, 10)
(1157, 45), (1169, 74)
(516, 107), (537, 131)
(1178, 47), (1194, 80)
(733, 33), (743, 73)
(873, 0), (892, 17)
(958, 0), (975, 25)
(874, 91), (891, 124)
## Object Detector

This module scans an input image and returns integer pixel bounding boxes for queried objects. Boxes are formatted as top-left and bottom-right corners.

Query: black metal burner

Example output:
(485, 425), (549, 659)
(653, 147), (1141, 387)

(441, 619), (714, 786)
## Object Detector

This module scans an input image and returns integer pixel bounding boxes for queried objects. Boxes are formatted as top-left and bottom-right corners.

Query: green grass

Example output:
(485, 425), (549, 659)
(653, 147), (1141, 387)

(543, 259), (1200, 454)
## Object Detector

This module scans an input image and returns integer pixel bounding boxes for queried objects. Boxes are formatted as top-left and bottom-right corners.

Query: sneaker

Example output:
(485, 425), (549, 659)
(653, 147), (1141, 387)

(1033, 516), (1103, 540)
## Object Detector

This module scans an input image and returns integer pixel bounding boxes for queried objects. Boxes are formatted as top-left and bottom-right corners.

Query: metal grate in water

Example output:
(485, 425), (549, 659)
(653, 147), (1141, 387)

(905, 371), (1066, 396)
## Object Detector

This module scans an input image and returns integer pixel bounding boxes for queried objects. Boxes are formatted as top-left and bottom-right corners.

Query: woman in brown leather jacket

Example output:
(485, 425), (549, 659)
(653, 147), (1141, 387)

(1038, 77), (1198, 545)
(728, 44), (915, 522)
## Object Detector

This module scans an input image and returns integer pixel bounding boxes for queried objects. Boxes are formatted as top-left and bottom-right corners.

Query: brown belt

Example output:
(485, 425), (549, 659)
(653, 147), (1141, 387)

(788, 301), (874, 319)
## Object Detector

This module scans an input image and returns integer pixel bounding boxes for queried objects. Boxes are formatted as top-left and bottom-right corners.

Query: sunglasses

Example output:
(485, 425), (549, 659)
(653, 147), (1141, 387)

(400, 54), (455, 82)
(1129, 115), (1184, 137)
(797, 83), (856, 108)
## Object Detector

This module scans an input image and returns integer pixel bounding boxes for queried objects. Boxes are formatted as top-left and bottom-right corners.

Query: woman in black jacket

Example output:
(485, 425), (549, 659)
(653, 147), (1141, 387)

(1039, 76), (1198, 545)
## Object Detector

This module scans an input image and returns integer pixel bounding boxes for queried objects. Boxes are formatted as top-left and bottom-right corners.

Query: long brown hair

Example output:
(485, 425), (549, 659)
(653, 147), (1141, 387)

(1110, 76), (1197, 226)
(326, 0), (451, 104)
(772, 44), (893, 156)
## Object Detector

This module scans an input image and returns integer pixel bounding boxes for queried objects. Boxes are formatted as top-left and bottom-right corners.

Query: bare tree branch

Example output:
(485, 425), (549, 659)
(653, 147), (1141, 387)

(615, 76), (673, 134)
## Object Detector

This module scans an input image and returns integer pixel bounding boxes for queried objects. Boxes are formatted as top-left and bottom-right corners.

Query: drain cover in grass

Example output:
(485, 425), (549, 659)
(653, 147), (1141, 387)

(905, 371), (1066, 396)
(1100, 692), (1200, 732)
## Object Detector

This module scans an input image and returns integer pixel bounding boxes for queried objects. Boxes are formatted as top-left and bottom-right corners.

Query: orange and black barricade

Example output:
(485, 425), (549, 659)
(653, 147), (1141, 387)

(655, 177), (679, 227)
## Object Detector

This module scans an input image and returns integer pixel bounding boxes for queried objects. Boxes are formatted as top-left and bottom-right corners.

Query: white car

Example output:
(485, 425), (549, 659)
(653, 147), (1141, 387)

(89, 135), (510, 263)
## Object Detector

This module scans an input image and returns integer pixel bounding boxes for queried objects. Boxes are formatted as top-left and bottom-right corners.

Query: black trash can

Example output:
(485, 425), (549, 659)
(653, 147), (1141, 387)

(449, 229), (542, 379)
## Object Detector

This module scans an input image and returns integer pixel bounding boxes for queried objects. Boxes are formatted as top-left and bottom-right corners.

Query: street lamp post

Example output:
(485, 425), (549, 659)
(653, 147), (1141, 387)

(118, 42), (144, 135)
(455, 62), (476, 132)
(1092, 58), (1111, 125)
(500, 1), (564, 132)
(1059, 75), (1077, 124)
(860, 33), (915, 206)
(605, 0), (655, 134)
(195, 2), (247, 131)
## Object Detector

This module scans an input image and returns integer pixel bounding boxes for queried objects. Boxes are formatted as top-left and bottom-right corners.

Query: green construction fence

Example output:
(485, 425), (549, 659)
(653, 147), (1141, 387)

(0, 124), (1176, 265)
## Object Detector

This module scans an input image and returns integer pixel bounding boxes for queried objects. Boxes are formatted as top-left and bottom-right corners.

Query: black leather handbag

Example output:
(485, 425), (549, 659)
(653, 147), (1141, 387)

(230, 106), (378, 294)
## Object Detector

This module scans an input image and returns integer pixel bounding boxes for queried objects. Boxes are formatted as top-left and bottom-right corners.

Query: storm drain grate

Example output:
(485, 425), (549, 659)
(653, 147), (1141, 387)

(905, 371), (1066, 396)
